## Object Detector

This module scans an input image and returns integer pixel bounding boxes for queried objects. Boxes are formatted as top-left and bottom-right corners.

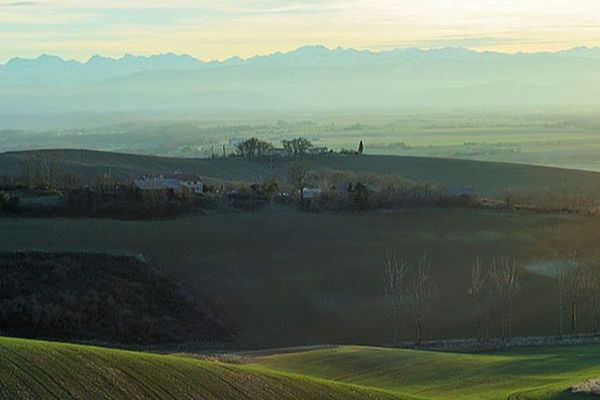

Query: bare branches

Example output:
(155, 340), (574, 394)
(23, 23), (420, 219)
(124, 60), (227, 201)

(282, 138), (312, 156)
(468, 257), (489, 339)
(235, 137), (273, 159)
(383, 252), (408, 345)
(288, 160), (313, 200)
(410, 254), (435, 343)
(383, 252), (436, 344)
(468, 256), (521, 340)
(488, 256), (521, 340)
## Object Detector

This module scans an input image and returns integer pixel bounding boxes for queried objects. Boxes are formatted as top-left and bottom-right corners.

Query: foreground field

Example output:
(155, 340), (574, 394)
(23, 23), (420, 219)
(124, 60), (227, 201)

(251, 344), (600, 399)
(2, 336), (599, 399)
(2, 209), (600, 345)
(0, 337), (397, 400)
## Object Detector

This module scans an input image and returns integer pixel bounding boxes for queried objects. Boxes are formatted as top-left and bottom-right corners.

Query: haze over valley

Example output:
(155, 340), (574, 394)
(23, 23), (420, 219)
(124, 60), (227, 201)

(5, 1), (600, 398)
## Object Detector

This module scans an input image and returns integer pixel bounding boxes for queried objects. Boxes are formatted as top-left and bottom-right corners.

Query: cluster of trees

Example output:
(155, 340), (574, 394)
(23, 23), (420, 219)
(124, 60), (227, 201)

(466, 251), (600, 342)
(384, 248), (600, 345)
(64, 182), (213, 220)
(502, 190), (600, 216)
(293, 167), (475, 212)
(234, 137), (273, 159)
(0, 252), (231, 344)
(282, 137), (313, 155)
(19, 154), (84, 190)
(234, 137), (363, 159)
(467, 257), (521, 340)
(550, 249), (600, 337)
(235, 137), (316, 159)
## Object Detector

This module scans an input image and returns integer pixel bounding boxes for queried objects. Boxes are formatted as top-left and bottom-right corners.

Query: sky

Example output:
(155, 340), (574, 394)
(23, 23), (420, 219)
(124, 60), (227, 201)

(2, 0), (600, 63)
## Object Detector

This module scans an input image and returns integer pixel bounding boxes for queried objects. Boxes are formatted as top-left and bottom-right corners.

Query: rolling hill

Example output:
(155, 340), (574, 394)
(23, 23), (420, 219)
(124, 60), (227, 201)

(0, 337), (398, 400)
(4, 149), (600, 196)
(1, 336), (599, 399)
(250, 344), (600, 399)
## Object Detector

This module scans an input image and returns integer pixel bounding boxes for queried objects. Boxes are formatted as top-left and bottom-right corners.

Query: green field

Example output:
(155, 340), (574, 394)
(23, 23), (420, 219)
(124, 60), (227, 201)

(2, 209), (600, 345)
(1, 336), (599, 399)
(251, 344), (600, 399)
(4, 149), (600, 196)
(0, 337), (397, 400)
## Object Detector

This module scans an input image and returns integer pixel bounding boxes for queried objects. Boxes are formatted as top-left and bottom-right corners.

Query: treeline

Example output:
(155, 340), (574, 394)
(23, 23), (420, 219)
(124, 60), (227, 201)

(0, 252), (232, 344)
(17, 153), (86, 190)
(382, 248), (600, 346)
(6, 151), (600, 219)
(503, 190), (600, 216)
(232, 136), (362, 159)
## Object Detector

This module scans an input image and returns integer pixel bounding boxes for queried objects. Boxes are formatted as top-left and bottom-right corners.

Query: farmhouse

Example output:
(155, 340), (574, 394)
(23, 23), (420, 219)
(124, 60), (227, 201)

(302, 187), (322, 199)
(134, 174), (204, 195)
(443, 187), (474, 197)
(308, 147), (329, 155)
(270, 148), (290, 157)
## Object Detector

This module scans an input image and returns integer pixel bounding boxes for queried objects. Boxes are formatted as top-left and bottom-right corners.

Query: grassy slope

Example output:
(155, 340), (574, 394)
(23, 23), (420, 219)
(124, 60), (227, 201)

(4, 149), (600, 195)
(253, 345), (600, 399)
(2, 336), (598, 399)
(0, 337), (401, 400)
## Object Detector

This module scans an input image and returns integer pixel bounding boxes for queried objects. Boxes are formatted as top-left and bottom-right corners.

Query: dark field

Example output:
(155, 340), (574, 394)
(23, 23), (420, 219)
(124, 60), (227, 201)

(4, 149), (600, 196)
(0, 252), (229, 344)
(2, 208), (599, 346)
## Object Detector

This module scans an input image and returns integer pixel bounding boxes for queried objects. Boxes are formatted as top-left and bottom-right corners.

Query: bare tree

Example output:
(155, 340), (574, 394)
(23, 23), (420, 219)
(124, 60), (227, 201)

(95, 172), (115, 193)
(282, 138), (313, 156)
(408, 254), (436, 344)
(235, 137), (273, 159)
(383, 252), (408, 345)
(488, 257), (521, 340)
(553, 268), (569, 339)
(571, 254), (600, 335)
(559, 247), (591, 334)
(383, 252), (436, 345)
(288, 159), (312, 201)
(468, 257), (489, 339)
(19, 155), (33, 188)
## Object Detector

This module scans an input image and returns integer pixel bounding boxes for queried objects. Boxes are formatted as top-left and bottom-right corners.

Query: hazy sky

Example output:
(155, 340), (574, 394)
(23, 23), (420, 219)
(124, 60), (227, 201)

(2, 0), (600, 62)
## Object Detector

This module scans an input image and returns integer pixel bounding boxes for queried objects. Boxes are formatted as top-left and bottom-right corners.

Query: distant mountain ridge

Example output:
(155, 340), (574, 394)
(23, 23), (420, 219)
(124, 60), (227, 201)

(2, 45), (600, 112)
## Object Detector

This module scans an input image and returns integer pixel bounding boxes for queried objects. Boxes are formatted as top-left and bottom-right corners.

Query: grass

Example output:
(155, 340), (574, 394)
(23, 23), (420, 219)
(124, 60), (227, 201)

(0, 337), (399, 400)
(2, 208), (600, 345)
(2, 336), (599, 399)
(251, 345), (600, 399)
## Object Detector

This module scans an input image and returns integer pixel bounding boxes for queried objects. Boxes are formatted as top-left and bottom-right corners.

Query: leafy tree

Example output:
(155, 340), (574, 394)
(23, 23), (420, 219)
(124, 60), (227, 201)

(282, 137), (313, 156)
